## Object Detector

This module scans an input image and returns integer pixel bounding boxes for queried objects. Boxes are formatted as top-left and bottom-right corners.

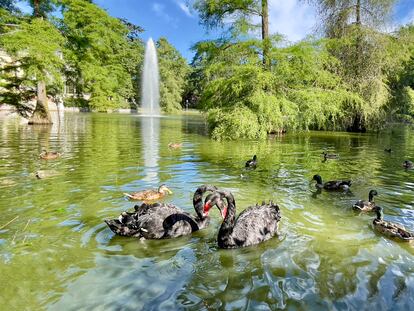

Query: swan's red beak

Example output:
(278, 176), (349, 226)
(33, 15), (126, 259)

(220, 206), (227, 219)
(203, 202), (211, 217)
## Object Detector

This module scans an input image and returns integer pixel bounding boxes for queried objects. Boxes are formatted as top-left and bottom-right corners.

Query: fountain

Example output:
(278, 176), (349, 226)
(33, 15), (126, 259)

(141, 38), (160, 115)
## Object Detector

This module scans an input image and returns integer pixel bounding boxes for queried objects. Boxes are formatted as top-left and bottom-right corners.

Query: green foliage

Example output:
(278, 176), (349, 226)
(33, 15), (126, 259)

(61, 0), (143, 111)
(0, 17), (64, 108)
(157, 37), (189, 113)
(194, 35), (369, 139)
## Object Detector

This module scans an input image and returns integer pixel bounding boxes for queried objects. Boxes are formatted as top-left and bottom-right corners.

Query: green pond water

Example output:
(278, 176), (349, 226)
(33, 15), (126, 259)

(1, 112), (414, 310)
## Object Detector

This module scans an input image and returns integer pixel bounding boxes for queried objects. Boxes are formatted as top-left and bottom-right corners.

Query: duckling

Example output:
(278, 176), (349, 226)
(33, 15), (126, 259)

(39, 150), (61, 160)
(353, 190), (378, 211)
(168, 142), (182, 149)
(312, 174), (351, 191)
(124, 184), (172, 201)
(403, 160), (413, 169)
(322, 151), (339, 159)
(372, 206), (414, 242)
(384, 148), (392, 153)
(245, 155), (257, 168)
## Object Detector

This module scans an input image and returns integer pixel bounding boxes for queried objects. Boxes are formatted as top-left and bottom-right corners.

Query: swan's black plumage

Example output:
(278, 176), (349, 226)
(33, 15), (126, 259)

(105, 185), (221, 239)
(204, 190), (281, 248)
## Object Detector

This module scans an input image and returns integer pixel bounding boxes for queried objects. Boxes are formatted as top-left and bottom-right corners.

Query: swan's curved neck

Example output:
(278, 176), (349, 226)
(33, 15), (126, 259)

(218, 192), (236, 244)
(193, 187), (206, 219)
(162, 213), (200, 237)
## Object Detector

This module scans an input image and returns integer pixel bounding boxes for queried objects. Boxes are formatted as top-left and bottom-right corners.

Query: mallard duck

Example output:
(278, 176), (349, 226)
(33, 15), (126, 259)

(353, 190), (378, 211)
(322, 151), (339, 159)
(384, 148), (392, 153)
(105, 185), (225, 239)
(203, 190), (280, 249)
(372, 206), (414, 242)
(245, 155), (257, 168)
(312, 174), (351, 191)
(39, 150), (61, 160)
(168, 142), (182, 149)
(403, 160), (413, 169)
(124, 184), (172, 201)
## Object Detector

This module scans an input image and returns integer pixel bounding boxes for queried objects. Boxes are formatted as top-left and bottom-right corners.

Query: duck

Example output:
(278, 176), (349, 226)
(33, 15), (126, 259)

(245, 155), (257, 168)
(105, 185), (225, 239)
(203, 190), (281, 249)
(312, 174), (351, 191)
(124, 184), (172, 201)
(168, 142), (182, 149)
(403, 160), (413, 169)
(353, 190), (378, 211)
(322, 151), (339, 159)
(384, 148), (392, 153)
(39, 150), (61, 160)
(372, 206), (414, 242)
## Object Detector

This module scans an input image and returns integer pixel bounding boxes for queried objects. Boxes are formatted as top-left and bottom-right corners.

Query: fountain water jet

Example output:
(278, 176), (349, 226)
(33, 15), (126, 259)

(141, 38), (160, 115)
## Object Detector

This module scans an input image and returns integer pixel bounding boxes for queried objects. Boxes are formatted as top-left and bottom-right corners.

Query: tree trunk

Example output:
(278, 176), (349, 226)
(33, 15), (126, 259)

(355, 0), (361, 25)
(33, 0), (41, 17)
(355, 0), (362, 76)
(261, 0), (270, 70)
(29, 80), (52, 124)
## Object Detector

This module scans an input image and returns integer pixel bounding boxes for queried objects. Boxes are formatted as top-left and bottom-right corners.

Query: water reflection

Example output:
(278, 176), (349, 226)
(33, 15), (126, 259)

(1, 114), (414, 310)
(140, 116), (160, 183)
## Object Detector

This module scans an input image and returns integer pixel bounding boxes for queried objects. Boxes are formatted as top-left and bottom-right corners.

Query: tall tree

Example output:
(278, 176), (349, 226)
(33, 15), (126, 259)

(61, 0), (143, 111)
(194, 0), (270, 69)
(0, 3), (64, 123)
(157, 37), (189, 113)
(307, 0), (397, 131)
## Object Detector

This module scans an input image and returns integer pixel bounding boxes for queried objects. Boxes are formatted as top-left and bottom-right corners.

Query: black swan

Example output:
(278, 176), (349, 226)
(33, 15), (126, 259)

(312, 174), (351, 191)
(203, 190), (281, 248)
(105, 185), (225, 239)
(245, 155), (257, 168)
(353, 189), (378, 212)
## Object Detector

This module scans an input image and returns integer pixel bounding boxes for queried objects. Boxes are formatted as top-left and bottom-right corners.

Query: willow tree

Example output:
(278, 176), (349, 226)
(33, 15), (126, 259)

(0, 1), (64, 124)
(307, 0), (397, 131)
(194, 0), (270, 69)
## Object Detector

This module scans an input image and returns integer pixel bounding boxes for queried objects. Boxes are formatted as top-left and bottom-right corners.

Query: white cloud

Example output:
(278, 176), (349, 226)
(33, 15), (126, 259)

(268, 0), (317, 42)
(175, 0), (193, 17)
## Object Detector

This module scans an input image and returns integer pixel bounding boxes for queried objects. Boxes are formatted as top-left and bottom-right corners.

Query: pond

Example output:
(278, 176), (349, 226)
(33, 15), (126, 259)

(1, 112), (414, 310)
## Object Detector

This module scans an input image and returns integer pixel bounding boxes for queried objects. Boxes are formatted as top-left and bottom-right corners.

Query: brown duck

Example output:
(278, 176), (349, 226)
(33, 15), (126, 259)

(40, 150), (61, 160)
(372, 206), (414, 242)
(124, 184), (172, 201)
(168, 142), (182, 149)
(353, 190), (378, 212)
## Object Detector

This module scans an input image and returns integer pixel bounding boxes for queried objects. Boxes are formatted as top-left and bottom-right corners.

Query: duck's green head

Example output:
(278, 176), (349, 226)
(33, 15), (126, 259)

(373, 206), (383, 220)
(312, 174), (322, 185)
(368, 190), (378, 201)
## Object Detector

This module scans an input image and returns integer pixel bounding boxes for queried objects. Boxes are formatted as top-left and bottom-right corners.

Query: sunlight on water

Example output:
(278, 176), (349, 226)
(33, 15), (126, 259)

(0, 113), (414, 310)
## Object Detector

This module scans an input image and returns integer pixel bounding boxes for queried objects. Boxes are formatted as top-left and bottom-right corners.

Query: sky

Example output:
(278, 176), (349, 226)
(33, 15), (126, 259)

(17, 0), (414, 61)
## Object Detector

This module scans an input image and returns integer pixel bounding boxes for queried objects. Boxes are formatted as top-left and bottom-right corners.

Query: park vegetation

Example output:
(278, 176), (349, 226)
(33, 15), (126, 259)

(1, 0), (414, 140)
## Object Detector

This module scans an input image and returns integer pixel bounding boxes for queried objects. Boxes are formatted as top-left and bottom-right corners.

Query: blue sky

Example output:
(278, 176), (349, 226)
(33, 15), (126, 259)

(17, 0), (414, 61)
